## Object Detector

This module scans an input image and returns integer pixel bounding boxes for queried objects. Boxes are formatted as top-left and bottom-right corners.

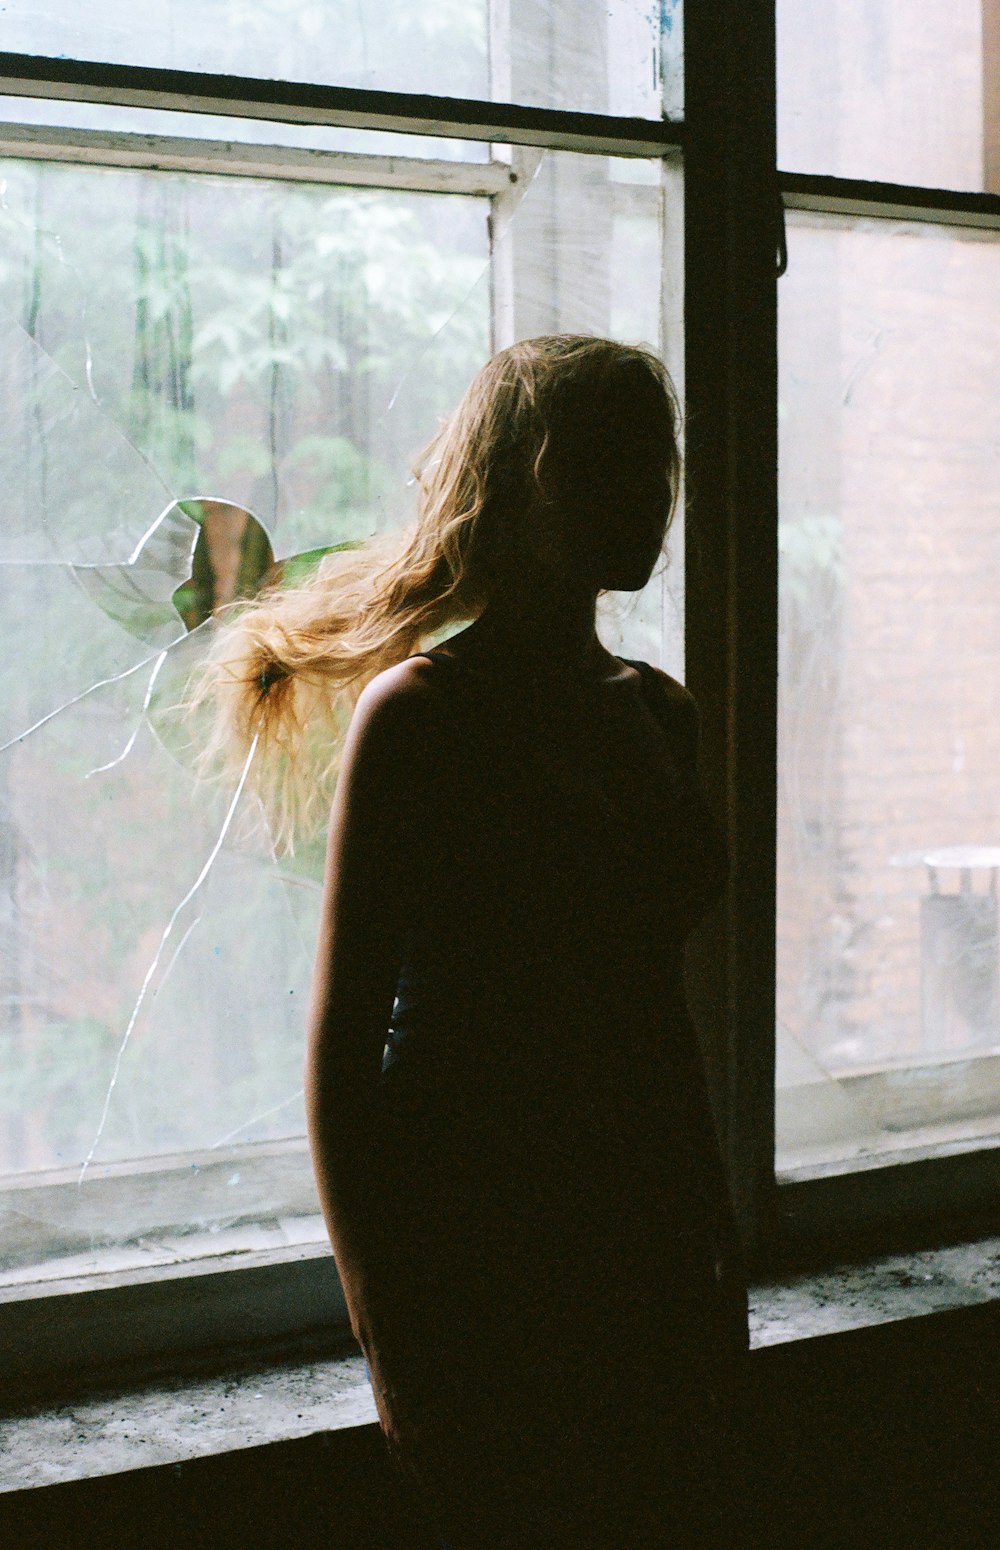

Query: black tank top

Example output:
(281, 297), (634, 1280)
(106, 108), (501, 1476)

(370, 647), (735, 1330)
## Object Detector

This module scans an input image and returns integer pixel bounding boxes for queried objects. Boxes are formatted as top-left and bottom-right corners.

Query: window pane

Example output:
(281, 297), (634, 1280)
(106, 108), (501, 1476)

(777, 213), (1000, 1175)
(0, 143), (680, 1288)
(3, 0), (679, 120)
(778, 0), (1000, 192)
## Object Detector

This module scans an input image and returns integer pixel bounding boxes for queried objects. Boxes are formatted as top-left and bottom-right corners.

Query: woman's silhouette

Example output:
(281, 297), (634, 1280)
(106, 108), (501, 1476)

(198, 336), (748, 1548)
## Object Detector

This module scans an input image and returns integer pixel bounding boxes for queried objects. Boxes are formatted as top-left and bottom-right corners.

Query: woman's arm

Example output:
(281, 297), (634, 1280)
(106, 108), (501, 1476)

(305, 656), (438, 1319)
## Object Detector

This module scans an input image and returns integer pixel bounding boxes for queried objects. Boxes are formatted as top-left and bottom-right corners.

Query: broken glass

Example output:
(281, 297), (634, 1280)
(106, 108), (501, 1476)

(0, 129), (680, 1286)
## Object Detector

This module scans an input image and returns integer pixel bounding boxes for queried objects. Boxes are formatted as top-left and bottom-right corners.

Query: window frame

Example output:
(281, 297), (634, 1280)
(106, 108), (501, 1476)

(0, 30), (689, 1393)
(772, 168), (1000, 1260)
(684, 0), (1000, 1269)
(768, 39), (1000, 1257)
(682, 0), (780, 1263)
(5, 0), (999, 1393)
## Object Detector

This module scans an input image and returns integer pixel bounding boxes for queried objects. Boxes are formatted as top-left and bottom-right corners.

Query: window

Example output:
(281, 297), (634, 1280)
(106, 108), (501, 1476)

(6, 0), (995, 1389)
(775, 0), (1000, 1231)
(0, 2), (687, 1381)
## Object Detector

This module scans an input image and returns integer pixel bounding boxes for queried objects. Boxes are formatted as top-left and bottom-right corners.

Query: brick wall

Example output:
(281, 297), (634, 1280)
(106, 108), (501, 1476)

(777, 217), (1000, 1079)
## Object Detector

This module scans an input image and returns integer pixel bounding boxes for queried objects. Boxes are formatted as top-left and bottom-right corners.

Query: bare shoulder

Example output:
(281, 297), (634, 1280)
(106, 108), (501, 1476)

(634, 663), (700, 724)
(639, 664), (697, 710)
(632, 663), (701, 767)
(354, 654), (442, 720)
(343, 655), (451, 772)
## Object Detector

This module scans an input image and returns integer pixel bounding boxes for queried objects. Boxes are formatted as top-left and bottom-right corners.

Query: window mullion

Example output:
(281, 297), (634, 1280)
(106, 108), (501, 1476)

(683, 0), (779, 1262)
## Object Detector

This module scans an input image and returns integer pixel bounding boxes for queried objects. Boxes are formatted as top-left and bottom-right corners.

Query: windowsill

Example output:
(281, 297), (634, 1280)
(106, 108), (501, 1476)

(775, 1044), (1000, 1178)
(5, 1233), (1000, 1495)
(0, 1352), (378, 1495)
(749, 1230), (1000, 1345)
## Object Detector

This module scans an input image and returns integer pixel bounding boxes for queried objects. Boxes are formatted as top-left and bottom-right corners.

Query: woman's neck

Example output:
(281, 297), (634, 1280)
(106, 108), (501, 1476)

(458, 583), (616, 679)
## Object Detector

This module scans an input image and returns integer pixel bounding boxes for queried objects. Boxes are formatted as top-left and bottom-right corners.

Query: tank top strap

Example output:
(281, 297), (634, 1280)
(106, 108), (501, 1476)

(620, 655), (657, 698)
(417, 648), (459, 666)
(620, 655), (663, 724)
(410, 647), (475, 702)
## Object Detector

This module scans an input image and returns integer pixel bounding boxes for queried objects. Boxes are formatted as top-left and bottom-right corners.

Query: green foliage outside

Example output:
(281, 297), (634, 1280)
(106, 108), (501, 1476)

(0, 144), (490, 1180)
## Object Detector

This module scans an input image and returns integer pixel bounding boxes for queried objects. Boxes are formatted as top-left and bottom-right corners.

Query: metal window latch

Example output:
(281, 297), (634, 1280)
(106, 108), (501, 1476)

(776, 190), (788, 277)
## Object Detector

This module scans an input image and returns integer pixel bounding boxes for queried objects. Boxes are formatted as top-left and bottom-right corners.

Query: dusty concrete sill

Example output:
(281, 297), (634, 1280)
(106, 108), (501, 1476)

(749, 1232), (1000, 1346)
(5, 1233), (1000, 1494)
(0, 1354), (378, 1493)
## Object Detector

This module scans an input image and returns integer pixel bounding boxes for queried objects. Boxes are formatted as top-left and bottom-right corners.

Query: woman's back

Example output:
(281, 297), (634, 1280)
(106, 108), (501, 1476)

(353, 641), (746, 1549)
(197, 335), (750, 1547)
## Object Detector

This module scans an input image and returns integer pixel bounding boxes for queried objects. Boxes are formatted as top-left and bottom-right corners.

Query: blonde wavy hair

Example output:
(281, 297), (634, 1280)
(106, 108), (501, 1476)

(190, 334), (680, 849)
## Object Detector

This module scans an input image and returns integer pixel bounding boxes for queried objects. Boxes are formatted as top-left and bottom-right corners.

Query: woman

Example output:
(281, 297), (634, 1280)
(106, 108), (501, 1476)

(199, 336), (748, 1548)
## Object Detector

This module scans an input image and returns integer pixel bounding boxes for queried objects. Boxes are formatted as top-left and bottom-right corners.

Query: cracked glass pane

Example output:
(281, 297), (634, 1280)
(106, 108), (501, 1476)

(3, 0), (678, 120)
(0, 132), (680, 1288)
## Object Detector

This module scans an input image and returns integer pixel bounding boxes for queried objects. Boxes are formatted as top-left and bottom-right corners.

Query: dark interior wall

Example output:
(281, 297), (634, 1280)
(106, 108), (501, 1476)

(5, 1304), (1000, 1550)
(748, 1303), (1000, 1549)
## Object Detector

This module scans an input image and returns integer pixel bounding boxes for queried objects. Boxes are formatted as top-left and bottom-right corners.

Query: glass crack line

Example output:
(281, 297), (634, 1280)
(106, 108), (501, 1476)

(0, 301), (177, 505)
(381, 249), (494, 420)
(85, 650), (168, 777)
(150, 912), (203, 1003)
(127, 497), (197, 566)
(78, 733), (260, 1185)
(210, 1087), (306, 1150)
(0, 646), (171, 755)
(383, 149), (541, 422)
(81, 298), (102, 408)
